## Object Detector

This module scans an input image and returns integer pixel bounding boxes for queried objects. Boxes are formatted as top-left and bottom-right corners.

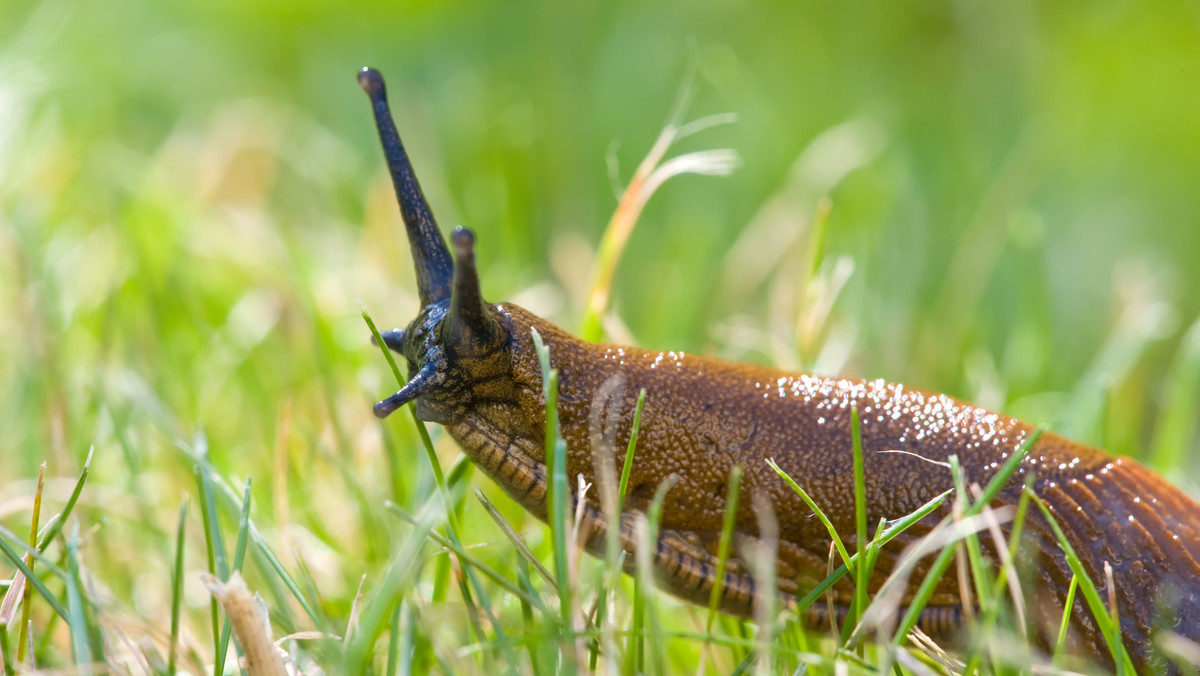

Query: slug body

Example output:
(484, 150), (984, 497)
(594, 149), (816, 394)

(357, 68), (1200, 669)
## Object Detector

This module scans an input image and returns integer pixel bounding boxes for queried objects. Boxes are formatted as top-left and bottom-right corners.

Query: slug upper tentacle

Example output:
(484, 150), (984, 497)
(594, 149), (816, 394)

(358, 67), (1200, 672)
(358, 66), (455, 306)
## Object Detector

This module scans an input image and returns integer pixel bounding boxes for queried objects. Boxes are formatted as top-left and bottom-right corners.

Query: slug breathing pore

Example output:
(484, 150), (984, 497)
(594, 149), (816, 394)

(357, 66), (1200, 671)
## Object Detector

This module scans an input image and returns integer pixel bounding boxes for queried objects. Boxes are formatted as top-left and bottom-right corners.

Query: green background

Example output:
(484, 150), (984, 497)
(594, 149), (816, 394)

(1, 0), (1198, 668)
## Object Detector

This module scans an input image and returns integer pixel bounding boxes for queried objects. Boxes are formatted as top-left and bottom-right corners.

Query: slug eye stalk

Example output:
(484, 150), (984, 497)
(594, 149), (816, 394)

(362, 69), (505, 422)
(444, 226), (502, 350)
(358, 66), (455, 306)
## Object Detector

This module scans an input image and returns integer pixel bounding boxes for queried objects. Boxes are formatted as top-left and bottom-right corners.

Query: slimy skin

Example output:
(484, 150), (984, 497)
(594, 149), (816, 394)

(356, 67), (1200, 670)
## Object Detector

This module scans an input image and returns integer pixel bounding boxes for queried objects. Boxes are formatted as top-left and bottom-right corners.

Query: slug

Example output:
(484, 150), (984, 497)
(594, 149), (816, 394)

(356, 67), (1200, 670)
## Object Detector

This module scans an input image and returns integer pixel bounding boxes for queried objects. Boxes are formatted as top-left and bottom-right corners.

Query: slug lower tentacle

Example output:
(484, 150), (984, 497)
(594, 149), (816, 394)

(357, 66), (1200, 671)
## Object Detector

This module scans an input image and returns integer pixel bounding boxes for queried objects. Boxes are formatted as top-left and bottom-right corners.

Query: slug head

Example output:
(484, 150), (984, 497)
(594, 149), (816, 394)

(360, 67), (511, 423)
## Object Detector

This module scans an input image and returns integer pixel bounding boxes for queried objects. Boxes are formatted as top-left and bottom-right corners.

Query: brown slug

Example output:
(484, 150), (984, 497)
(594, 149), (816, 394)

(356, 67), (1200, 670)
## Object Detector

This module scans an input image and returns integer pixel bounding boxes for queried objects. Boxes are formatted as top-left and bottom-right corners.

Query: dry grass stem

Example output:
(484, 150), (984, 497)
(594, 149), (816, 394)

(202, 573), (289, 676)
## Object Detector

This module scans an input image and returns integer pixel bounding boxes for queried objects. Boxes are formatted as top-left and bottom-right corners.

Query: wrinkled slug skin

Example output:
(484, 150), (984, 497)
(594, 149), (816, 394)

(357, 67), (1200, 672)
(445, 305), (1198, 671)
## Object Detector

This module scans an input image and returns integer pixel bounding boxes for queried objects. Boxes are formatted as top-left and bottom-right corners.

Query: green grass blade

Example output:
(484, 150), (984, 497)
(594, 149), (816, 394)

(1053, 574), (1080, 661)
(476, 489), (555, 587)
(343, 498), (442, 672)
(231, 477), (253, 569)
(249, 526), (321, 628)
(949, 455), (989, 603)
(172, 443), (307, 632)
(516, 556), (547, 676)
(1028, 487), (1135, 674)
(387, 600), (403, 676)
(385, 502), (550, 615)
(216, 477), (252, 676)
(403, 602), (419, 676)
(644, 477), (679, 676)
(597, 386), (647, 669)
(194, 462), (229, 666)
(0, 621), (12, 676)
(16, 463), (44, 664)
(168, 497), (187, 675)
(707, 464), (744, 634)
(850, 406), (869, 632)
(530, 328), (574, 639)
(361, 303), (407, 388)
(974, 428), (1044, 509)
(617, 388), (647, 515)
(627, 543), (645, 674)
(795, 487), (953, 612)
(446, 454), (474, 489)
(766, 460), (852, 572)
(890, 429), (1041, 646)
(37, 447), (93, 553)
(948, 455), (997, 666)
(0, 531), (69, 623)
(63, 527), (91, 667)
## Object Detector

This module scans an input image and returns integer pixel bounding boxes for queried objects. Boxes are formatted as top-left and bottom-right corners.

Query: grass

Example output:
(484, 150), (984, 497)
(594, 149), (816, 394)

(2, 0), (1200, 673)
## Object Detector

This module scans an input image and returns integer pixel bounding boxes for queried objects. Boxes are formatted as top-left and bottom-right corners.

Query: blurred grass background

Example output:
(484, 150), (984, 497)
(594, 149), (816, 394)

(1, 0), (1199, 672)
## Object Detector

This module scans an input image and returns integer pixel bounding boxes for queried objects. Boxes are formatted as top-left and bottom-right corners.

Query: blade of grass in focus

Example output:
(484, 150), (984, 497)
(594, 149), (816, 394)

(1029, 487), (1136, 674)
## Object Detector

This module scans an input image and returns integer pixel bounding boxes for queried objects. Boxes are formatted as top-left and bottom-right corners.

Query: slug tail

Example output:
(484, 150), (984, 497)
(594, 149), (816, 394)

(1036, 458), (1200, 669)
(358, 67), (455, 306)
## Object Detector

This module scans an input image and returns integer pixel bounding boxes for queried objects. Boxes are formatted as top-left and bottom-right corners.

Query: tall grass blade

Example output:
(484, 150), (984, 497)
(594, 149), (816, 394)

(195, 461), (231, 666)
(1054, 574), (1080, 662)
(1028, 487), (1135, 674)
(387, 600), (402, 676)
(16, 463), (44, 664)
(0, 621), (11, 676)
(795, 487), (953, 613)
(343, 498), (442, 672)
(707, 465), (744, 634)
(850, 406), (869, 634)
(0, 531), (69, 623)
(63, 524), (100, 665)
(767, 459), (852, 572)
(175, 444), (325, 632)
(37, 447), (93, 553)
(530, 328), (575, 648)
(890, 429), (1042, 646)
(476, 490), (555, 587)
(216, 477), (253, 675)
(618, 389), (647, 516)
(643, 477), (679, 676)
(169, 497), (188, 675)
